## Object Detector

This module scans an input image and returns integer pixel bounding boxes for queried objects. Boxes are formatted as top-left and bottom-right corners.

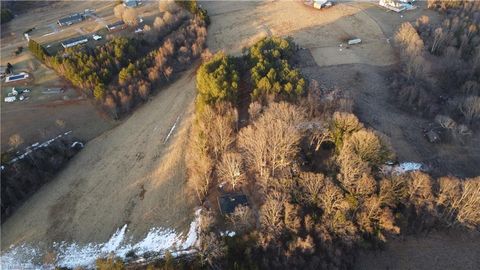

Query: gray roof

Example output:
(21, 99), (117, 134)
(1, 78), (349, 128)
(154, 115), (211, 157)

(218, 194), (249, 215)
(62, 36), (88, 45)
(124, 0), (138, 7)
(58, 13), (84, 25)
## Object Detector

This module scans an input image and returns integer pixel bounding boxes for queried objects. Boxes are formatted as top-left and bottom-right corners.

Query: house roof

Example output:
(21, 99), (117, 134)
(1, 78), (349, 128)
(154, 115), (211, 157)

(218, 194), (249, 215)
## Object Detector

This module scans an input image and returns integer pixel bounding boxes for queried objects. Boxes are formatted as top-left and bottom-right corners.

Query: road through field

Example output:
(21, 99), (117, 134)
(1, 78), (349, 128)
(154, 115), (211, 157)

(1, 70), (197, 249)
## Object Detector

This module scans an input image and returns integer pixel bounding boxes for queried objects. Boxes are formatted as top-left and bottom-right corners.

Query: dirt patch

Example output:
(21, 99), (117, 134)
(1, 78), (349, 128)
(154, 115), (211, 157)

(355, 229), (480, 270)
(203, 1), (395, 67)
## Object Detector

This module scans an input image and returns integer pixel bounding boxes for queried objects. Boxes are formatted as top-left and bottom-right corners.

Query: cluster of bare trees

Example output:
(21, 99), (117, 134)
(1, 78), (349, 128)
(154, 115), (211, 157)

(393, 1), (480, 132)
(187, 103), (239, 201)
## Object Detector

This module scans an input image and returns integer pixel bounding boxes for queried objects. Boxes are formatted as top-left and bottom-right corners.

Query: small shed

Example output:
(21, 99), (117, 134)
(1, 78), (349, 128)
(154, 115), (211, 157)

(218, 194), (249, 215)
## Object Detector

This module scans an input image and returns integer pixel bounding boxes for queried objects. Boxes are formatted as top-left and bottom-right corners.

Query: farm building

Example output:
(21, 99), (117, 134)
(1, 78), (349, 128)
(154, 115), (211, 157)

(106, 21), (126, 31)
(123, 0), (139, 8)
(57, 13), (84, 26)
(218, 194), (249, 215)
(61, 36), (88, 48)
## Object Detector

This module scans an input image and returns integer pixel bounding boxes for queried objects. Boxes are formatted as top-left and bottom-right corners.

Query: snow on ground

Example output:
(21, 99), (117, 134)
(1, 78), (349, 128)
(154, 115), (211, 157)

(381, 162), (423, 175)
(393, 162), (423, 174)
(1, 209), (201, 269)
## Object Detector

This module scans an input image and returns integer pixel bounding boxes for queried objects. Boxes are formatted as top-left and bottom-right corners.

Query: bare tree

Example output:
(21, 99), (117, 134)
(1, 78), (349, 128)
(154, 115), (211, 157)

(458, 96), (480, 125)
(159, 0), (180, 13)
(319, 179), (347, 218)
(248, 101), (263, 122)
(8, 134), (24, 149)
(122, 8), (139, 26)
(456, 178), (480, 228)
(260, 191), (285, 235)
(239, 102), (304, 182)
(198, 103), (238, 160)
(153, 16), (166, 30)
(197, 232), (226, 268)
(431, 27), (446, 54)
(217, 151), (245, 190)
(395, 22), (427, 80)
(228, 205), (255, 232)
(330, 112), (363, 151)
(298, 172), (325, 206)
(113, 4), (125, 19)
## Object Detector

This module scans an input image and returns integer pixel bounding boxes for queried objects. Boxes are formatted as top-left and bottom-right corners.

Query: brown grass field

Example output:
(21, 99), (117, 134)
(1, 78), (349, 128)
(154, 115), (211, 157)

(1, 1), (479, 267)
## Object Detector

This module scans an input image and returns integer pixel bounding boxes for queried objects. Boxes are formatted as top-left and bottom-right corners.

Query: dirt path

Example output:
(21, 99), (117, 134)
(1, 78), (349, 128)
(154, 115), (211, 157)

(1, 70), (197, 249)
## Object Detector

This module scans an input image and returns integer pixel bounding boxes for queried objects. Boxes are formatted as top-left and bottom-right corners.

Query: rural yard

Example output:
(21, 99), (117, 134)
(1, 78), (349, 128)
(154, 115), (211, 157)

(1, 0), (480, 268)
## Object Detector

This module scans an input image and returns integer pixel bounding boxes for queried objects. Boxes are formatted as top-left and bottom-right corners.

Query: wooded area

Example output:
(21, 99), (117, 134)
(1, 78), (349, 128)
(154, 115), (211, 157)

(393, 1), (480, 138)
(182, 36), (480, 270)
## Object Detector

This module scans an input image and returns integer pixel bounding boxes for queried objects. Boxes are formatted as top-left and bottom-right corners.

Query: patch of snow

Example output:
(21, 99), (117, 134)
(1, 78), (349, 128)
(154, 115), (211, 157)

(393, 162), (422, 174)
(220, 231), (236, 237)
(1, 209), (202, 269)
(71, 141), (84, 148)
(164, 116), (180, 144)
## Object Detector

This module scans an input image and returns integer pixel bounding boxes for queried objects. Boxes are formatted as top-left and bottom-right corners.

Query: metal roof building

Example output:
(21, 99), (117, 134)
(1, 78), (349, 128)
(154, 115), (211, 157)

(57, 13), (84, 26)
(61, 36), (88, 48)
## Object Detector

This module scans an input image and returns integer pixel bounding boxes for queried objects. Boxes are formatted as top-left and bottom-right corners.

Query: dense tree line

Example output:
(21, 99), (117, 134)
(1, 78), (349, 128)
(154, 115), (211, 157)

(35, 1), (207, 118)
(393, 0), (480, 135)
(1, 139), (82, 221)
(184, 36), (480, 270)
